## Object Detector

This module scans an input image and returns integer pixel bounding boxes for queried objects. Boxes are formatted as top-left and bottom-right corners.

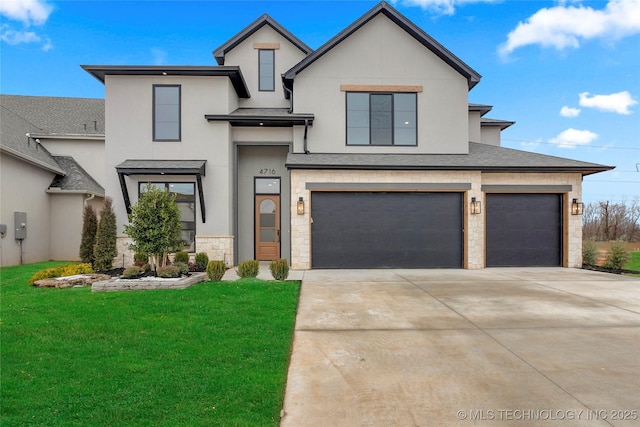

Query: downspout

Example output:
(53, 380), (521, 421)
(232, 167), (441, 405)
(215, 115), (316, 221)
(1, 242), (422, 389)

(283, 84), (293, 114)
(303, 119), (310, 154)
(84, 193), (96, 206)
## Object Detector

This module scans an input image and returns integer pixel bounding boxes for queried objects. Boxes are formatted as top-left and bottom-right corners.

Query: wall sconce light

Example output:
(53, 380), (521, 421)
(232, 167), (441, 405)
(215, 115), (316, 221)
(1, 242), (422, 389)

(297, 197), (305, 215)
(470, 197), (481, 215)
(571, 198), (584, 215)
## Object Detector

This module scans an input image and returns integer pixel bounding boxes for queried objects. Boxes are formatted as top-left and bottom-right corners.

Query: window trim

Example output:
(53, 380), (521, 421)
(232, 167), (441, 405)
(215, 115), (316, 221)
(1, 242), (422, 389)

(153, 84), (181, 142)
(345, 92), (417, 146)
(258, 49), (275, 92)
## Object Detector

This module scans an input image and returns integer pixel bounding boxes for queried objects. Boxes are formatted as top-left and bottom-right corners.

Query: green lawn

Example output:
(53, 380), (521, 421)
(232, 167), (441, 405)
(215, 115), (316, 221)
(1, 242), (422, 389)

(624, 252), (640, 271)
(1, 262), (300, 426)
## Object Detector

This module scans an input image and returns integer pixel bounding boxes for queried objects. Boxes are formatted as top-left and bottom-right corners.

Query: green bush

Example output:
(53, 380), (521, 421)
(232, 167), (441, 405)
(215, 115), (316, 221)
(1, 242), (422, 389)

(174, 251), (189, 264)
(195, 252), (209, 272)
(94, 197), (118, 271)
(582, 239), (598, 266)
(603, 240), (631, 270)
(236, 260), (259, 278)
(79, 204), (97, 266)
(28, 263), (94, 285)
(134, 252), (149, 265)
(206, 260), (226, 282)
(122, 266), (144, 279)
(157, 265), (180, 278)
(142, 263), (152, 273)
(269, 259), (289, 281)
(173, 262), (189, 275)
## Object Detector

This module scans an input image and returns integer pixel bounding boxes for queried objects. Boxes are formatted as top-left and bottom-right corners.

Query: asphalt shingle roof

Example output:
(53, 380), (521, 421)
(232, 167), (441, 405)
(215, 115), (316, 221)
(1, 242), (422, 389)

(286, 142), (613, 176)
(49, 156), (105, 195)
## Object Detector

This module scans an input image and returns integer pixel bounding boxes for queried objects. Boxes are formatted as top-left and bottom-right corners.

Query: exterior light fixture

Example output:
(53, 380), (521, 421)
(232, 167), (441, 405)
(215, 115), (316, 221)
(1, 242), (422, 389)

(571, 198), (584, 215)
(297, 197), (305, 215)
(470, 197), (481, 215)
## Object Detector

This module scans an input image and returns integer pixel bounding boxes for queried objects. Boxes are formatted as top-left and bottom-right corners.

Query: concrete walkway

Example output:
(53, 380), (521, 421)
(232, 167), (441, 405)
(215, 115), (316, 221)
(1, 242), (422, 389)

(280, 268), (640, 426)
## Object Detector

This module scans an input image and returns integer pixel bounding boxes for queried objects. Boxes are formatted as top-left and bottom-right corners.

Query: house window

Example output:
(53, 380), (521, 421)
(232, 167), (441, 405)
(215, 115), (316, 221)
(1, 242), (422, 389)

(259, 49), (275, 91)
(139, 182), (195, 251)
(346, 92), (417, 146)
(153, 85), (181, 141)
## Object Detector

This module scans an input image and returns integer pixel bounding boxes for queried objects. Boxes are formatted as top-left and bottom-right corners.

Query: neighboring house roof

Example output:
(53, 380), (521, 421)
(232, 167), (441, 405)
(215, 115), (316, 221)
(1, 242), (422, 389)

(82, 65), (251, 99)
(468, 103), (493, 116)
(286, 142), (613, 176)
(0, 103), (65, 174)
(0, 94), (104, 136)
(205, 108), (314, 126)
(213, 14), (313, 65)
(283, 1), (481, 90)
(48, 156), (105, 195)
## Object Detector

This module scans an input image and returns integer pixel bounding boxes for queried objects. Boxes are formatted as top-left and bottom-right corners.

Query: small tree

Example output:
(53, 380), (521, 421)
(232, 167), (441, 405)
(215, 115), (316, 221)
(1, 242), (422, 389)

(93, 197), (118, 271)
(603, 240), (631, 270)
(79, 204), (98, 266)
(123, 183), (182, 272)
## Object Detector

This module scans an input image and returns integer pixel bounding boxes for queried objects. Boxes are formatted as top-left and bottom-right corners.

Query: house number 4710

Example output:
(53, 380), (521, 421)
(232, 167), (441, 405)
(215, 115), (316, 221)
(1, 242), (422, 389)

(259, 169), (277, 175)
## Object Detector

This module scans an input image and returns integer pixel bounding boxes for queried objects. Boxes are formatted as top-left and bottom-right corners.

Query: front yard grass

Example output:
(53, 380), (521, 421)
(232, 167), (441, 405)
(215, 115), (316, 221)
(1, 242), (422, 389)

(1, 261), (300, 426)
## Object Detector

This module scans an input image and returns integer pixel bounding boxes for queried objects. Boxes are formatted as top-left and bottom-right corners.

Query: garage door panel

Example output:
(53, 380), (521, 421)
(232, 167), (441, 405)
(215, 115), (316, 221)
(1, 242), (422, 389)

(311, 192), (463, 269)
(486, 194), (562, 267)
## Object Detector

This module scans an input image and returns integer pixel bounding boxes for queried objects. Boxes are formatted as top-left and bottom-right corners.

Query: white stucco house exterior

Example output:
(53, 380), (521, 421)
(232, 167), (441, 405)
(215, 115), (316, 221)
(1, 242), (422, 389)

(2, 2), (612, 268)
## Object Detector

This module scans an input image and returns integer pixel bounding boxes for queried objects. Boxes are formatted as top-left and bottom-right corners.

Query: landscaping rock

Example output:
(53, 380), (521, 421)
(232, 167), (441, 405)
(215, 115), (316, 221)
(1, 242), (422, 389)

(33, 274), (111, 288)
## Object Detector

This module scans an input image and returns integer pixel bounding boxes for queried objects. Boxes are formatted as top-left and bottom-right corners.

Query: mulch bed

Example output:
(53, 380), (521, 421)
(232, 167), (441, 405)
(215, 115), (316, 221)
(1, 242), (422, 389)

(582, 265), (640, 275)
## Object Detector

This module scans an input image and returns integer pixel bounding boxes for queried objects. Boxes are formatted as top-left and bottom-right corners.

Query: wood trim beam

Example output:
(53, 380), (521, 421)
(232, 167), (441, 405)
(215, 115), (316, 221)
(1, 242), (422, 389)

(254, 43), (280, 49)
(340, 84), (423, 93)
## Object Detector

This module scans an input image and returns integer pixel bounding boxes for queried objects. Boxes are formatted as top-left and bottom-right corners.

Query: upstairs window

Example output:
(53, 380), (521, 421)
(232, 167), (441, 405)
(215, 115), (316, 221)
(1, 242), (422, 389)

(346, 92), (417, 146)
(153, 85), (181, 141)
(259, 49), (275, 91)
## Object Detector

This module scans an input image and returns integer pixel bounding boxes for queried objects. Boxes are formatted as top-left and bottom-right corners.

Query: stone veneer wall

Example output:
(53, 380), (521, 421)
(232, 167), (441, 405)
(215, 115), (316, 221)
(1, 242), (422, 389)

(115, 235), (234, 268)
(290, 170), (583, 270)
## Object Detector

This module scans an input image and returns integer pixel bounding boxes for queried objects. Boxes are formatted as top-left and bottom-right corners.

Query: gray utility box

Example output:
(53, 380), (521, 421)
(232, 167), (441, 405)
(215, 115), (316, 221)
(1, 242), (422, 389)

(14, 212), (27, 240)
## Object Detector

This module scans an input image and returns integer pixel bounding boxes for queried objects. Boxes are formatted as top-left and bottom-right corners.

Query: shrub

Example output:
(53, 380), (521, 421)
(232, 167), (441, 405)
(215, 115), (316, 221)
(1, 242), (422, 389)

(603, 240), (631, 270)
(134, 252), (149, 265)
(59, 263), (94, 277)
(94, 197), (118, 271)
(142, 263), (152, 273)
(269, 259), (289, 281)
(194, 252), (209, 271)
(122, 266), (145, 279)
(206, 260), (226, 282)
(174, 251), (189, 264)
(157, 265), (180, 278)
(79, 204), (97, 266)
(188, 262), (198, 272)
(236, 260), (259, 278)
(173, 261), (189, 275)
(582, 239), (598, 266)
(28, 263), (94, 285)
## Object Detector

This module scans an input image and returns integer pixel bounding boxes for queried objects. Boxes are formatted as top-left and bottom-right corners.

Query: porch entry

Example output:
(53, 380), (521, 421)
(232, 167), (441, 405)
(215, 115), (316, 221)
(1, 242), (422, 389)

(255, 177), (281, 260)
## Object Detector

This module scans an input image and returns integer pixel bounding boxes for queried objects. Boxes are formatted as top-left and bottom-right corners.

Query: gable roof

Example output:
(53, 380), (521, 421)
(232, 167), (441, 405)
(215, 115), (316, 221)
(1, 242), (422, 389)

(0, 102), (65, 174)
(283, 1), (481, 90)
(1, 94), (104, 136)
(48, 156), (105, 195)
(213, 14), (313, 65)
(286, 142), (613, 176)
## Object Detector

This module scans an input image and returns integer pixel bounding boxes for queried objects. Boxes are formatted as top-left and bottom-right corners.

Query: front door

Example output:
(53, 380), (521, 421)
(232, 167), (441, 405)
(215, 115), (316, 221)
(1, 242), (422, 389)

(255, 194), (280, 260)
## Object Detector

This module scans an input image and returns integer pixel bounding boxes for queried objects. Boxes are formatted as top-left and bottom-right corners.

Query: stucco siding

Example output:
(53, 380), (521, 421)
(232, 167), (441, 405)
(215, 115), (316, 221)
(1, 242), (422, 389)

(49, 194), (85, 261)
(480, 127), (501, 146)
(0, 154), (54, 265)
(293, 14), (469, 154)
(225, 25), (308, 109)
(468, 111), (481, 143)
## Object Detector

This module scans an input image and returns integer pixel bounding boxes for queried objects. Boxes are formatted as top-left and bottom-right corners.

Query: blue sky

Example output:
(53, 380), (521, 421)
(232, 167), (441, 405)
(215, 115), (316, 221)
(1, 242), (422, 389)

(1, 0), (638, 204)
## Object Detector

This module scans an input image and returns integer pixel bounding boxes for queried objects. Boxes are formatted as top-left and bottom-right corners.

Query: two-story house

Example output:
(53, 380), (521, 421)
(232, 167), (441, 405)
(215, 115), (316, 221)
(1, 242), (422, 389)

(83, 1), (611, 270)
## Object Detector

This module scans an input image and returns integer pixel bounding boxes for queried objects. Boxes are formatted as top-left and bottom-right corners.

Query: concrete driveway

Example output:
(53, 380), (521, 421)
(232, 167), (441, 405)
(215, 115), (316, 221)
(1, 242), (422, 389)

(280, 268), (640, 426)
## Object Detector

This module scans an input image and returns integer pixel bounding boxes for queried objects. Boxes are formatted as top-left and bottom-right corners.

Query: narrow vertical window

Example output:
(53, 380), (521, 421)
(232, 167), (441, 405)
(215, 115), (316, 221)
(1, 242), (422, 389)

(153, 85), (181, 141)
(259, 49), (275, 91)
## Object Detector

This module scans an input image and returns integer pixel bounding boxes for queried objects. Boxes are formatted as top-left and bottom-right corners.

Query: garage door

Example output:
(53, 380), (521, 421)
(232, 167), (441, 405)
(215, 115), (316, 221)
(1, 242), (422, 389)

(486, 194), (562, 267)
(311, 192), (463, 268)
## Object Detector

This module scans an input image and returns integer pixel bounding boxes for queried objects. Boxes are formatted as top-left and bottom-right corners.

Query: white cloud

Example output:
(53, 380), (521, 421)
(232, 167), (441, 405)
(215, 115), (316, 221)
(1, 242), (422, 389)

(0, 25), (40, 44)
(560, 106), (581, 117)
(0, 0), (53, 26)
(499, 0), (640, 57)
(151, 48), (168, 65)
(579, 91), (638, 114)
(549, 128), (598, 148)
(395, 0), (498, 15)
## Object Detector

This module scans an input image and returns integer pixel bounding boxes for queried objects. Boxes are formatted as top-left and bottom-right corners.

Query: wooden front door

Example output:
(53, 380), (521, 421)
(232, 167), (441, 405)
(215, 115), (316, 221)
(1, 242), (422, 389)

(255, 195), (280, 260)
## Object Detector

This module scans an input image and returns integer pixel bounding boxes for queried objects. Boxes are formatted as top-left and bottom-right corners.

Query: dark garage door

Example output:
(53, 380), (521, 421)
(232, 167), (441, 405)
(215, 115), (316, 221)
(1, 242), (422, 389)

(486, 194), (562, 267)
(311, 192), (463, 268)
